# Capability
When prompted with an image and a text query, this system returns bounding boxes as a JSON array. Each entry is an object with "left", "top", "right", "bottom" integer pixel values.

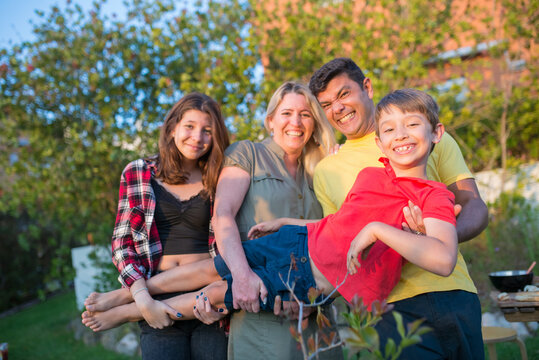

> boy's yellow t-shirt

[{"left": 313, "top": 132, "right": 477, "bottom": 302}]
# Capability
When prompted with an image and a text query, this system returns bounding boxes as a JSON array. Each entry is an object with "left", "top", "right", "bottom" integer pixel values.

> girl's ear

[{"left": 432, "top": 123, "right": 444, "bottom": 144}]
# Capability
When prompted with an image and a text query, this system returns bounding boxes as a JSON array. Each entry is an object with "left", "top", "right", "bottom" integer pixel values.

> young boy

[{"left": 82, "top": 89, "right": 458, "bottom": 331}]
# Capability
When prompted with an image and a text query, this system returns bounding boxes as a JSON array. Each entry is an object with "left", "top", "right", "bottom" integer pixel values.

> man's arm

[{"left": 447, "top": 178, "right": 488, "bottom": 243}]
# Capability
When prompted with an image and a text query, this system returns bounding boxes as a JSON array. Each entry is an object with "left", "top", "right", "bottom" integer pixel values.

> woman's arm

[
  {"left": 212, "top": 166, "right": 268, "bottom": 313},
  {"left": 347, "top": 218, "right": 458, "bottom": 277}
]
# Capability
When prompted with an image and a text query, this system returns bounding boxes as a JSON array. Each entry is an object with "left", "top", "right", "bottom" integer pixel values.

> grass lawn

[
  {"left": 487, "top": 338, "right": 539, "bottom": 360},
  {"left": 0, "top": 291, "right": 136, "bottom": 360}
]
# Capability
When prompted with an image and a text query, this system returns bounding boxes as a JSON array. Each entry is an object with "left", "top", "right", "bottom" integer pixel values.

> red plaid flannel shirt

[{"left": 112, "top": 159, "right": 162, "bottom": 287}]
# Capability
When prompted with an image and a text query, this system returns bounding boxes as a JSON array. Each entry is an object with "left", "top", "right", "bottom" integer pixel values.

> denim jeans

[
  {"left": 139, "top": 291, "right": 227, "bottom": 360},
  {"left": 215, "top": 225, "right": 318, "bottom": 312},
  {"left": 375, "top": 290, "right": 484, "bottom": 360},
  {"left": 139, "top": 319, "right": 227, "bottom": 360}
]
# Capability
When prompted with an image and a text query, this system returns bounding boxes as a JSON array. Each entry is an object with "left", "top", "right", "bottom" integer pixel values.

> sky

[{"left": 0, "top": 0, "right": 128, "bottom": 48}]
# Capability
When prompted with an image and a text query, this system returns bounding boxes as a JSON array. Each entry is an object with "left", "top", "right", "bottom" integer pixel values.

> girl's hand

[
  {"left": 137, "top": 298, "right": 179, "bottom": 329},
  {"left": 347, "top": 222, "right": 379, "bottom": 275},
  {"left": 247, "top": 219, "right": 284, "bottom": 239}
]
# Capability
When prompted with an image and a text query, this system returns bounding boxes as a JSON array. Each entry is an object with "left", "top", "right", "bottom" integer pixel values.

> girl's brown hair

[{"left": 154, "top": 92, "right": 229, "bottom": 197}]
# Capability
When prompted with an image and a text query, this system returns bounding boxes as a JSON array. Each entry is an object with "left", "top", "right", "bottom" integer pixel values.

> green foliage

[
  {"left": 433, "top": 0, "right": 538, "bottom": 172},
  {"left": 0, "top": 212, "right": 51, "bottom": 310},
  {"left": 0, "top": 0, "right": 260, "bottom": 305},
  {"left": 460, "top": 188, "right": 539, "bottom": 311},
  {"left": 251, "top": 0, "right": 464, "bottom": 119},
  {"left": 252, "top": 0, "right": 538, "bottom": 164},
  {"left": 342, "top": 296, "right": 430, "bottom": 360}
]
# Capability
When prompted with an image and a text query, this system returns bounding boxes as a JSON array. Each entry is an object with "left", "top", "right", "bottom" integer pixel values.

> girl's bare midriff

[{"left": 158, "top": 253, "right": 212, "bottom": 271}]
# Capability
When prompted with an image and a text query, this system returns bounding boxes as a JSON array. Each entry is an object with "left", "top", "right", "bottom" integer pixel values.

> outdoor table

[
  {"left": 494, "top": 293, "right": 539, "bottom": 322},
  {"left": 491, "top": 276, "right": 539, "bottom": 323}
]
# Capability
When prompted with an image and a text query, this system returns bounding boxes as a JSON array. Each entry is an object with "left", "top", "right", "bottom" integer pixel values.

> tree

[
  {"left": 250, "top": 0, "right": 538, "bottom": 167},
  {"left": 0, "top": 0, "right": 259, "bottom": 308},
  {"left": 441, "top": 0, "right": 538, "bottom": 175}
]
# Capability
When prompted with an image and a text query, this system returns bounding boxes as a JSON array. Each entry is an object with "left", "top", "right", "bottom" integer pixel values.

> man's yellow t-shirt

[{"left": 313, "top": 131, "right": 477, "bottom": 302}]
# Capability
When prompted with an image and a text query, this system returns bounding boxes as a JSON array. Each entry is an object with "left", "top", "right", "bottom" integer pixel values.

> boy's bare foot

[
  {"left": 84, "top": 288, "right": 132, "bottom": 312},
  {"left": 81, "top": 309, "right": 129, "bottom": 332}
]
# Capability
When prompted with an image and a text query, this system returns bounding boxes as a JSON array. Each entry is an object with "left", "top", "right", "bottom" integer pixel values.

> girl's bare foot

[
  {"left": 84, "top": 288, "right": 132, "bottom": 312},
  {"left": 81, "top": 307, "right": 132, "bottom": 332}
]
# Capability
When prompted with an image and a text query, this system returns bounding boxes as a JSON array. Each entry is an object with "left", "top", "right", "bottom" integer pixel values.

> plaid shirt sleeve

[{"left": 111, "top": 160, "right": 161, "bottom": 287}]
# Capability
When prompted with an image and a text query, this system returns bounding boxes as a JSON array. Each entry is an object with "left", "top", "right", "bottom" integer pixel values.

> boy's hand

[
  {"left": 347, "top": 222, "right": 379, "bottom": 275},
  {"left": 402, "top": 200, "right": 426, "bottom": 235},
  {"left": 402, "top": 201, "right": 462, "bottom": 234},
  {"left": 247, "top": 219, "right": 283, "bottom": 239},
  {"left": 273, "top": 295, "right": 313, "bottom": 320}
]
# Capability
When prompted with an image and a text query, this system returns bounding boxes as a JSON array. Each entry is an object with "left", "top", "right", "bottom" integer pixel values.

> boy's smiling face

[{"left": 375, "top": 105, "right": 444, "bottom": 178}]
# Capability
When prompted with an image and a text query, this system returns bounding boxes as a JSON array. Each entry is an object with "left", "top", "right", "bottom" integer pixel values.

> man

[{"left": 308, "top": 57, "right": 488, "bottom": 359}]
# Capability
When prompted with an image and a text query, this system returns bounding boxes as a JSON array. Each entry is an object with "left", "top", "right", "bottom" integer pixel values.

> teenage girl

[{"left": 82, "top": 92, "right": 230, "bottom": 360}]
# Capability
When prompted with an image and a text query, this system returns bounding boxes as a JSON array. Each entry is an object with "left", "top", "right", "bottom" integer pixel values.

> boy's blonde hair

[{"left": 374, "top": 88, "right": 439, "bottom": 136}]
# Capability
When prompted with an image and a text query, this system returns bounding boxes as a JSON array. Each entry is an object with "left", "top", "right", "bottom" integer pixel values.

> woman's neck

[{"left": 283, "top": 152, "right": 300, "bottom": 179}]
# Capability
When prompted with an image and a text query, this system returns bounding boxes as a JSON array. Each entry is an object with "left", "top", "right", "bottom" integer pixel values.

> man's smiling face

[{"left": 316, "top": 73, "right": 376, "bottom": 140}]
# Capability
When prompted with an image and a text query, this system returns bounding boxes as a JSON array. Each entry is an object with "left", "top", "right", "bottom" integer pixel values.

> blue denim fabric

[
  {"left": 139, "top": 291, "right": 227, "bottom": 360},
  {"left": 375, "top": 290, "right": 484, "bottom": 360},
  {"left": 214, "top": 225, "right": 317, "bottom": 312}
]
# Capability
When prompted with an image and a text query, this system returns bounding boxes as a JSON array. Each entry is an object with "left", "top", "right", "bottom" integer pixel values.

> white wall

[
  {"left": 71, "top": 245, "right": 111, "bottom": 310},
  {"left": 475, "top": 162, "right": 539, "bottom": 205}
]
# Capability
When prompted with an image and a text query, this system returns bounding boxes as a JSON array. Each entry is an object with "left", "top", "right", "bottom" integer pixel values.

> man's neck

[
  {"left": 345, "top": 130, "right": 375, "bottom": 142},
  {"left": 345, "top": 122, "right": 376, "bottom": 141}
]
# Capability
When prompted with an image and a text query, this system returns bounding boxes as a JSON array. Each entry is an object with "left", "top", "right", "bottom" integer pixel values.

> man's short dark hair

[{"left": 309, "top": 58, "right": 366, "bottom": 97}]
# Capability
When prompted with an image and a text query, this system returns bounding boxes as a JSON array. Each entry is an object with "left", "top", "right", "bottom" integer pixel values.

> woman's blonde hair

[{"left": 264, "top": 81, "right": 336, "bottom": 180}]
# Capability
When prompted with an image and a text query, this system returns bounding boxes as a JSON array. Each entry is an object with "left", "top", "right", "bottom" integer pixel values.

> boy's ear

[
  {"left": 375, "top": 135, "right": 386, "bottom": 155},
  {"left": 432, "top": 123, "right": 444, "bottom": 144}
]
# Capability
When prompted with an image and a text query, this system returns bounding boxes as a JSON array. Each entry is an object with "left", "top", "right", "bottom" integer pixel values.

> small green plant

[
  {"left": 280, "top": 257, "right": 430, "bottom": 359},
  {"left": 343, "top": 296, "right": 430, "bottom": 360}
]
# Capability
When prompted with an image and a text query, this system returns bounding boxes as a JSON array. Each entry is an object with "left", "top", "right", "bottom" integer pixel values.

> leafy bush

[{"left": 460, "top": 190, "right": 539, "bottom": 310}]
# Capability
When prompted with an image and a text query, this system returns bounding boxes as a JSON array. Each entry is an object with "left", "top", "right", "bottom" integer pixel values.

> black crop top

[{"left": 151, "top": 178, "right": 211, "bottom": 255}]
